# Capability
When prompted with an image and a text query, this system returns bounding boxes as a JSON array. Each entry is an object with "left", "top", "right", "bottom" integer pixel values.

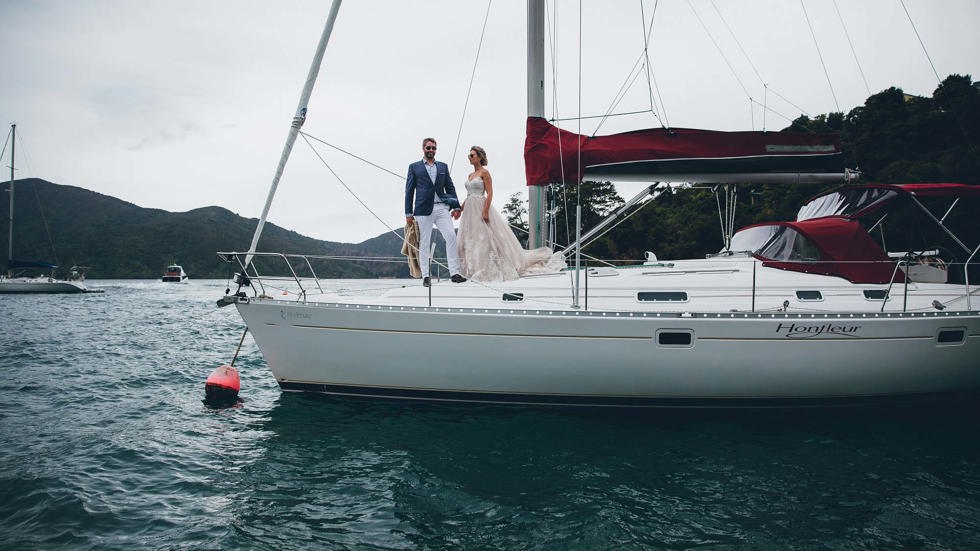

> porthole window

[
  {"left": 795, "top": 290, "right": 823, "bottom": 301},
  {"left": 657, "top": 329, "right": 694, "bottom": 347},
  {"left": 937, "top": 328, "right": 965, "bottom": 344},
  {"left": 637, "top": 291, "right": 688, "bottom": 302}
]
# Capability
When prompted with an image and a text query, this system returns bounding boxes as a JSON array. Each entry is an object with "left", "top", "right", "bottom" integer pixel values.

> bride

[{"left": 457, "top": 146, "right": 566, "bottom": 282}]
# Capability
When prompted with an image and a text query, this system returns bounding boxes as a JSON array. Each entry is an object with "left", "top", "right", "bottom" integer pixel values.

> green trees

[
  {"left": 549, "top": 180, "right": 625, "bottom": 259},
  {"left": 516, "top": 74, "right": 980, "bottom": 262}
]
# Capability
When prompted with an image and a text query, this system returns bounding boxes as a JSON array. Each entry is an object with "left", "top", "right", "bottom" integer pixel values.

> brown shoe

[
  {"left": 422, "top": 277, "right": 431, "bottom": 287},
  {"left": 451, "top": 274, "right": 467, "bottom": 283}
]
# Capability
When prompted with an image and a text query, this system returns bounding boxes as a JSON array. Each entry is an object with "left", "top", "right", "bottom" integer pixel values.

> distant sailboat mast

[{"left": 6, "top": 124, "right": 14, "bottom": 279}]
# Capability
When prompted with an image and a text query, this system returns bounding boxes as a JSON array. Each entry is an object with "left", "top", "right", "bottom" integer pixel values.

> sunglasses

[{"left": 425, "top": 146, "right": 437, "bottom": 151}]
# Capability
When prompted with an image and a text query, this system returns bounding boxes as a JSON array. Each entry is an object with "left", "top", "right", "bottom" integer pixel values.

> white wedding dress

[{"left": 457, "top": 176, "right": 566, "bottom": 282}]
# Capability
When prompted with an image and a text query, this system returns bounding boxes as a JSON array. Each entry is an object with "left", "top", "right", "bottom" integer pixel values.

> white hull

[
  {"left": 0, "top": 277, "right": 88, "bottom": 294},
  {"left": 234, "top": 268, "right": 980, "bottom": 406},
  {"left": 162, "top": 266, "right": 188, "bottom": 283}
]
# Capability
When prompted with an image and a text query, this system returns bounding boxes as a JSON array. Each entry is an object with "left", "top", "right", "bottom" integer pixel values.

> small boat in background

[
  {"left": 1, "top": 124, "right": 93, "bottom": 294},
  {"left": 161, "top": 264, "right": 188, "bottom": 283}
]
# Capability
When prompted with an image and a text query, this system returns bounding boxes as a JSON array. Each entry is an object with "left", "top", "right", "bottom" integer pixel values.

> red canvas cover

[
  {"left": 524, "top": 117, "right": 842, "bottom": 185},
  {"left": 751, "top": 217, "right": 903, "bottom": 284}
]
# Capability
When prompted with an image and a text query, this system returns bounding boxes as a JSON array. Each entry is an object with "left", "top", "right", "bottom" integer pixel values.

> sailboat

[
  {"left": 217, "top": 1, "right": 980, "bottom": 406},
  {"left": 0, "top": 124, "right": 90, "bottom": 294}
]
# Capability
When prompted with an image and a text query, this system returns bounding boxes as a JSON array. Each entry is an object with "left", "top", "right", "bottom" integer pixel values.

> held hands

[
  {"left": 451, "top": 209, "right": 461, "bottom": 220},
  {"left": 406, "top": 215, "right": 414, "bottom": 224}
]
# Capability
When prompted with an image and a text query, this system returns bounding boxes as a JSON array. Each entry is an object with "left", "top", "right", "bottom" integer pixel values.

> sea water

[{"left": 1, "top": 280, "right": 979, "bottom": 550}]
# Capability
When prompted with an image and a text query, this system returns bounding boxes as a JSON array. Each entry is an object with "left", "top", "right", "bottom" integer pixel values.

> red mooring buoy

[{"left": 205, "top": 364, "right": 241, "bottom": 406}]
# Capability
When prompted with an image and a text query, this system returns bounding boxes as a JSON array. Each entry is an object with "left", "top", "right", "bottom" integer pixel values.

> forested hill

[{"left": 0, "top": 179, "right": 411, "bottom": 279}]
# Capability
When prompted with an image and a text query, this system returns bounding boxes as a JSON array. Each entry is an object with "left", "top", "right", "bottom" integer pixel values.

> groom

[{"left": 405, "top": 137, "right": 466, "bottom": 287}]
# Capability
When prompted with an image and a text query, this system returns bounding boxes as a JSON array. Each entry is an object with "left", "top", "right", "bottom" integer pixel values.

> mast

[
  {"left": 244, "top": 0, "right": 343, "bottom": 268},
  {"left": 6, "top": 124, "right": 14, "bottom": 278},
  {"left": 527, "top": 0, "right": 547, "bottom": 249}
]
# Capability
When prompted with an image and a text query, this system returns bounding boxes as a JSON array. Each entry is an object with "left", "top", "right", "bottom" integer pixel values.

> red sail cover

[{"left": 524, "top": 117, "right": 843, "bottom": 185}]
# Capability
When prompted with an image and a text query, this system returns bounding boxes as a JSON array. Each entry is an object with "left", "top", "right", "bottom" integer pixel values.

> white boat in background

[
  {"left": 216, "top": 1, "right": 980, "bottom": 407},
  {"left": 162, "top": 264, "right": 188, "bottom": 283},
  {"left": 1, "top": 124, "right": 90, "bottom": 294}
]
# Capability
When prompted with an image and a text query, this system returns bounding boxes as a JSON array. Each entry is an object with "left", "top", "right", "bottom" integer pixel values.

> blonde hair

[{"left": 470, "top": 146, "right": 488, "bottom": 166}]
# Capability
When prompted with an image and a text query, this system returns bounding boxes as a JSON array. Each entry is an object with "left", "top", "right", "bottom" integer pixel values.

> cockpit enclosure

[
  {"left": 732, "top": 218, "right": 901, "bottom": 283},
  {"left": 797, "top": 183, "right": 980, "bottom": 222},
  {"left": 731, "top": 183, "right": 980, "bottom": 284}
]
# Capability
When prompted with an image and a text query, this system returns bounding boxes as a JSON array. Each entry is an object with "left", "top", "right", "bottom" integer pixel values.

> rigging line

[
  {"left": 572, "top": 199, "right": 657, "bottom": 255},
  {"left": 577, "top": 0, "right": 582, "bottom": 193},
  {"left": 30, "top": 179, "right": 59, "bottom": 268},
  {"left": 299, "top": 132, "right": 516, "bottom": 295},
  {"left": 449, "top": 0, "right": 493, "bottom": 174},
  {"left": 686, "top": 0, "right": 752, "bottom": 99},
  {"left": 304, "top": 129, "right": 564, "bottom": 302},
  {"left": 762, "top": 85, "right": 767, "bottom": 131},
  {"left": 898, "top": 1, "right": 972, "bottom": 148},
  {"left": 593, "top": 60, "right": 649, "bottom": 136},
  {"left": 645, "top": 0, "right": 671, "bottom": 130},
  {"left": 13, "top": 130, "right": 60, "bottom": 267},
  {"left": 832, "top": 0, "right": 871, "bottom": 96},
  {"left": 553, "top": 109, "right": 657, "bottom": 123},
  {"left": 592, "top": 3, "right": 663, "bottom": 137},
  {"left": 593, "top": 50, "right": 647, "bottom": 127},
  {"left": 0, "top": 129, "right": 10, "bottom": 163},
  {"left": 710, "top": 0, "right": 765, "bottom": 83},
  {"left": 800, "top": 0, "right": 841, "bottom": 112},
  {"left": 748, "top": 97, "right": 795, "bottom": 125},
  {"left": 575, "top": 0, "right": 582, "bottom": 309},
  {"left": 298, "top": 133, "right": 427, "bottom": 267},
  {"left": 709, "top": 0, "right": 765, "bottom": 129},
  {"left": 639, "top": 0, "right": 667, "bottom": 129},
  {"left": 299, "top": 131, "right": 402, "bottom": 179},
  {"left": 715, "top": 186, "right": 726, "bottom": 247},
  {"left": 546, "top": 0, "right": 572, "bottom": 247},
  {"left": 765, "top": 87, "right": 812, "bottom": 118},
  {"left": 898, "top": 0, "right": 942, "bottom": 84},
  {"left": 300, "top": 133, "right": 390, "bottom": 231}
]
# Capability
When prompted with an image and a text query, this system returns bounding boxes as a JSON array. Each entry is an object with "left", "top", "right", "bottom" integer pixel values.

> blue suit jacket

[{"left": 405, "top": 160, "right": 461, "bottom": 216}]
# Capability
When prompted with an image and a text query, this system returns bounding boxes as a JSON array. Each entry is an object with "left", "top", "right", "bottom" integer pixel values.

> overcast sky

[{"left": 2, "top": 0, "right": 978, "bottom": 244}]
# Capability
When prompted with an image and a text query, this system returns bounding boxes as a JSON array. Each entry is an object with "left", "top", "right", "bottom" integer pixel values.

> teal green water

[{"left": 2, "top": 280, "right": 979, "bottom": 550}]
